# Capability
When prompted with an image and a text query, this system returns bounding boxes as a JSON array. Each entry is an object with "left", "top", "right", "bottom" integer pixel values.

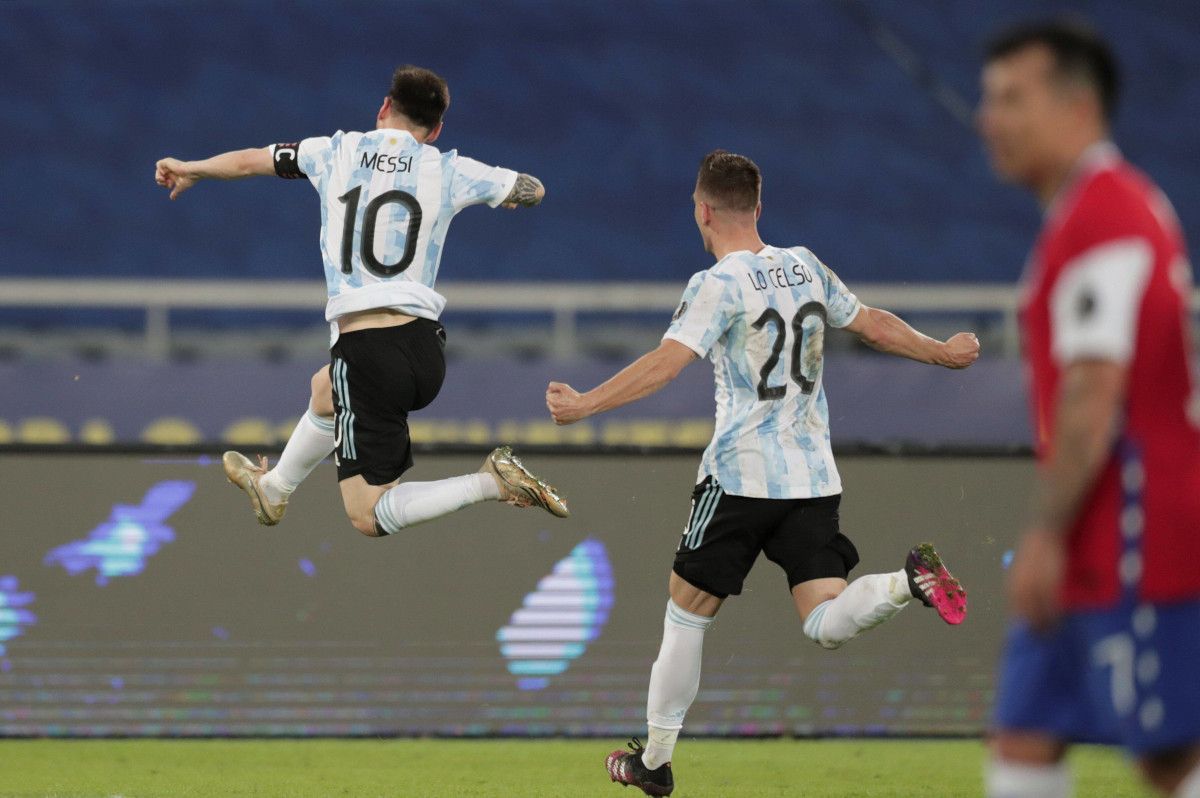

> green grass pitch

[{"left": 0, "top": 739, "right": 1155, "bottom": 797}]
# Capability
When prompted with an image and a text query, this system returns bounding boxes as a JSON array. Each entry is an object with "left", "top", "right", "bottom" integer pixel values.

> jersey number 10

[
  {"left": 337, "top": 186, "right": 423, "bottom": 277},
  {"left": 751, "top": 302, "right": 827, "bottom": 400}
]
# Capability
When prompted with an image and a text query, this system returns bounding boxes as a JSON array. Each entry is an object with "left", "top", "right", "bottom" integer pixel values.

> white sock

[
  {"left": 260, "top": 407, "right": 335, "bottom": 505},
  {"left": 985, "top": 759, "right": 1071, "bottom": 798},
  {"left": 373, "top": 473, "right": 501, "bottom": 534},
  {"left": 802, "top": 570, "right": 910, "bottom": 649},
  {"left": 1176, "top": 760, "right": 1200, "bottom": 798},
  {"left": 643, "top": 600, "right": 714, "bottom": 769},
  {"left": 644, "top": 726, "right": 679, "bottom": 771}
]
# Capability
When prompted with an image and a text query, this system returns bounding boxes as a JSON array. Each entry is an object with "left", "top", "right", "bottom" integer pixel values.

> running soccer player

[
  {"left": 155, "top": 65, "right": 568, "bottom": 538},
  {"left": 979, "top": 23, "right": 1200, "bottom": 798},
  {"left": 545, "top": 150, "right": 979, "bottom": 796}
]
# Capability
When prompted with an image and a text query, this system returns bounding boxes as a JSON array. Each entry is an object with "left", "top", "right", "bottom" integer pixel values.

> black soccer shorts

[
  {"left": 328, "top": 319, "right": 446, "bottom": 485},
  {"left": 671, "top": 476, "right": 860, "bottom": 599}
]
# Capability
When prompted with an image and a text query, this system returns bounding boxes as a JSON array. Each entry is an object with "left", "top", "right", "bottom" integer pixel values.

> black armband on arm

[{"left": 272, "top": 143, "right": 306, "bottom": 179}]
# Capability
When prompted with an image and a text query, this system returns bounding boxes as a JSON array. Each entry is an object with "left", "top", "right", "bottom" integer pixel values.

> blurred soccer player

[
  {"left": 155, "top": 65, "right": 567, "bottom": 538},
  {"left": 979, "top": 22, "right": 1200, "bottom": 798},
  {"left": 546, "top": 151, "right": 979, "bottom": 796}
]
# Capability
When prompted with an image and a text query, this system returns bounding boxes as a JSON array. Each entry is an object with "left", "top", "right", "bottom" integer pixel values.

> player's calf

[
  {"left": 799, "top": 572, "right": 910, "bottom": 649},
  {"left": 346, "top": 508, "right": 386, "bottom": 537},
  {"left": 339, "top": 476, "right": 392, "bottom": 537}
]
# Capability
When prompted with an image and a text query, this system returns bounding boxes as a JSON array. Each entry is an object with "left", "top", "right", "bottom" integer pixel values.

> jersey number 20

[
  {"left": 337, "top": 186, "right": 422, "bottom": 277},
  {"left": 751, "top": 302, "right": 827, "bottom": 400}
]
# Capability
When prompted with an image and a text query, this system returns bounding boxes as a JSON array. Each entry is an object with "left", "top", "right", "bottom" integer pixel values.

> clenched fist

[
  {"left": 155, "top": 158, "right": 198, "bottom": 200},
  {"left": 546, "top": 382, "right": 589, "bottom": 425},
  {"left": 940, "top": 332, "right": 981, "bottom": 369}
]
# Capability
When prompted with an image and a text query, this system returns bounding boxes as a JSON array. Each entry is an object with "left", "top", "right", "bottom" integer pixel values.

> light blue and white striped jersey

[
  {"left": 663, "top": 245, "right": 862, "bottom": 499},
  {"left": 273, "top": 129, "right": 517, "bottom": 325}
]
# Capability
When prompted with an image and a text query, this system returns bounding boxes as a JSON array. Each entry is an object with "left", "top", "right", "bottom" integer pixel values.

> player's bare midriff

[{"left": 337, "top": 308, "right": 418, "bottom": 334}]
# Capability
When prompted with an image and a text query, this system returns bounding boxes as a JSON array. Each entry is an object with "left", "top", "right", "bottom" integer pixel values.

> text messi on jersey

[{"left": 359, "top": 151, "right": 413, "bottom": 174}]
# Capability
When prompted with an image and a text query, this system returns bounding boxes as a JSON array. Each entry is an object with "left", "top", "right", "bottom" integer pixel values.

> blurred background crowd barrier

[{"left": 2, "top": 0, "right": 1197, "bottom": 449}]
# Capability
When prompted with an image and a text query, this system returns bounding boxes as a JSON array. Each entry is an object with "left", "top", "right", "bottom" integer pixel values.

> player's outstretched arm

[
  {"left": 546, "top": 340, "right": 697, "bottom": 425},
  {"left": 499, "top": 174, "right": 545, "bottom": 209},
  {"left": 844, "top": 305, "right": 979, "bottom": 368},
  {"left": 154, "top": 147, "right": 275, "bottom": 200}
]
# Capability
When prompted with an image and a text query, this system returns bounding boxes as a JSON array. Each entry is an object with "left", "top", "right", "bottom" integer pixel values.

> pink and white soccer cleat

[{"left": 905, "top": 543, "right": 967, "bottom": 625}]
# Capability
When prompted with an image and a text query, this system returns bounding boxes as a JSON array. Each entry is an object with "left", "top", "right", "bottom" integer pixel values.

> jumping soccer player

[
  {"left": 155, "top": 65, "right": 568, "bottom": 538},
  {"left": 979, "top": 22, "right": 1200, "bottom": 798},
  {"left": 545, "top": 150, "right": 979, "bottom": 796}
]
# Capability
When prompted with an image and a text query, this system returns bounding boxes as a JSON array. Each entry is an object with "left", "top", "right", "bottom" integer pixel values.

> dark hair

[
  {"left": 388, "top": 65, "right": 450, "bottom": 130},
  {"left": 985, "top": 20, "right": 1119, "bottom": 121},
  {"left": 696, "top": 150, "right": 761, "bottom": 212}
]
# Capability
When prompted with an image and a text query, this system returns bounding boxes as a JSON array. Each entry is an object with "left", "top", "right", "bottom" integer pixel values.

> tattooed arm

[{"left": 500, "top": 174, "right": 545, "bottom": 208}]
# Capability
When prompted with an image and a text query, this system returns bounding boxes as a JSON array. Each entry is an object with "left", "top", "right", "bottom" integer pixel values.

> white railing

[{"left": 1, "top": 279, "right": 1195, "bottom": 357}]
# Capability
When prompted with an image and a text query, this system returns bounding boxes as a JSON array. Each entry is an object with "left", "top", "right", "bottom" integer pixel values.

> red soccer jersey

[{"left": 1020, "top": 143, "right": 1200, "bottom": 609}]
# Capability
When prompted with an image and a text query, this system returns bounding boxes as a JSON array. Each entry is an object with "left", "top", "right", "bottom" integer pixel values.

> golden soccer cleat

[
  {"left": 480, "top": 445, "right": 570, "bottom": 518},
  {"left": 222, "top": 450, "right": 287, "bottom": 526}
]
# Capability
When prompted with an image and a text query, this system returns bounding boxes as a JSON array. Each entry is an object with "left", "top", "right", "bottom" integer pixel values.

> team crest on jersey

[
  {"left": 1077, "top": 289, "right": 1097, "bottom": 320},
  {"left": 672, "top": 301, "right": 688, "bottom": 321}
]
